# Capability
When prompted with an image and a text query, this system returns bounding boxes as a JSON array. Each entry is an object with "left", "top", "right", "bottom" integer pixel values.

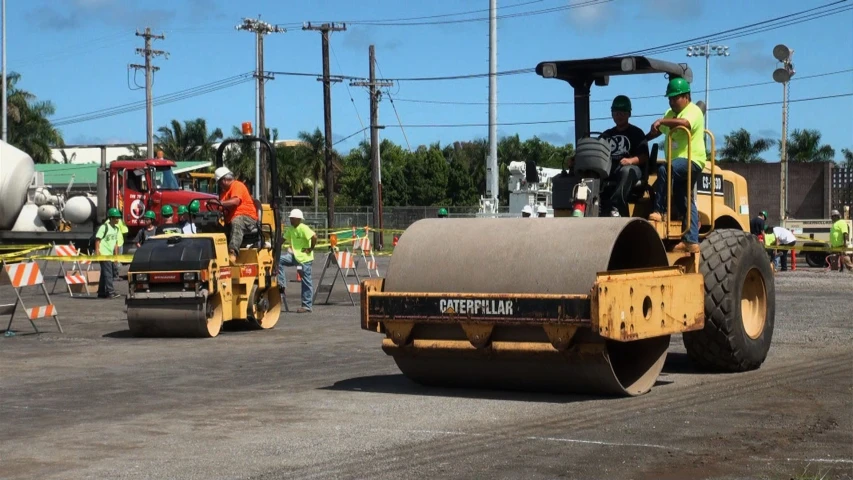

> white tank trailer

[{"left": 0, "top": 140, "right": 97, "bottom": 241}]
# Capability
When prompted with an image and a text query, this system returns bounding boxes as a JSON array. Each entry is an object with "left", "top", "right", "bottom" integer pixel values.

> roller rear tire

[{"left": 683, "top": 229, "right": 775, "bottom": 371}]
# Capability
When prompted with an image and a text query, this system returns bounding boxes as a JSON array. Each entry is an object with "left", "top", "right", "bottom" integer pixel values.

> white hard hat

[
  {"left": 214, "top": 166, "right": 233, "bottom": 182},
  {"left": 288, "top": 208, "right": 304, "bottom": 219},
  {"left": 830, "top": 209, "right": 841, "bottom": 217},
  {"left": 521, "top": 205, "right": 533, "bottom": 215},
  {"left": 537, "top": 205, "right": 548, "bottom": 214}
]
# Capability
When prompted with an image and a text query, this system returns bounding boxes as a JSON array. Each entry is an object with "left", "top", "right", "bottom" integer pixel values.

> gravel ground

[{"left": 0, "top": 258, "right": 850, "bottom": 480}]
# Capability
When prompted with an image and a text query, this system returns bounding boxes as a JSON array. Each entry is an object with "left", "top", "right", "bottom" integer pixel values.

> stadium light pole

[
  {"left": 686, "top": 41, "right": 730, "bottom": 130},
  {"left": 773, "top": 44, "right": 795, "bottom": 221}
]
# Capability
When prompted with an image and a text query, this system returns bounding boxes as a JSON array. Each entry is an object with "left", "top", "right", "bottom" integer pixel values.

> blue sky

[{"left": 5, "top": 0, "right": 853, "bottom": 161}]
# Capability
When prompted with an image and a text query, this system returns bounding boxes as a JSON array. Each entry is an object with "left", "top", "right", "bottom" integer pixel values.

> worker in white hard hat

[
  {"left": 278, "top": 208, "right": 318, "bottom": 313},
  {"left": 521, "top": 205, "right": 533, "bottom": 218},
  {"left": 536, "top": 205, "right": 548, "bottom": 218},
  {"left": 214, "top": 166, "right": 259, "bottom": 263}
]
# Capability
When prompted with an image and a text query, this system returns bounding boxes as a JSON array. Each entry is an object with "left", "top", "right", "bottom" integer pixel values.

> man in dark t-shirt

[
  {"left": 750, "top": 210, "right": 767, "bottom": 237},
  {"left": 601, "top": 95, "right": 650, "bottom": 217}
]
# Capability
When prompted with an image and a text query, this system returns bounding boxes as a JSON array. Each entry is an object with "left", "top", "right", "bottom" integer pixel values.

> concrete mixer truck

[{"left": 0, "top": 139, "right": 219, "bottom": 250}]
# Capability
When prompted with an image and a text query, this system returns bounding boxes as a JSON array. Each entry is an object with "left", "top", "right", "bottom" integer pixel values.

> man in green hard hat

[
  {"left": 177, "top": 204, "right": 198, "bottom": 234},
  {"left": 438, "top": 208, "right": 448, "bottom": 218},
  {"left": 601, "top": 94, "right": 650, "bottom": 217},
  {"left": 750, "top": 210, "right": 767, "bottom": 238},
  {"left": 645, "top": 76, "right": 707, "bottom": 253},
  {"left": 133, "top": 210, "right": 158, "bottom": 247},
  {"left": 156, "top": 204, "right": 182, "bottom": 235},
  {"left": 95, "top": 207, "right": 122, "bottom": 298}
]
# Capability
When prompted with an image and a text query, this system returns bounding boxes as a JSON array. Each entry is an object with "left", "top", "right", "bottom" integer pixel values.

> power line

[
  {"left": 365, "top": 92, "right": 853, "bottom": 128},
  {"left": 389, "top": 68, "right": 853, "bottom": 106},
  {"left": 272, "top": 0, "right": 547, "bottom": 27},
  {"left": 266, "top": 1, "right": 851, "bottom": 83},
  {"left": 52, "top": 73, "right": 254, "bottom": 126}
]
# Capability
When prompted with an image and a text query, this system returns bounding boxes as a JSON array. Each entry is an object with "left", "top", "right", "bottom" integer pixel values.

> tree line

[{"left": 5, "top": 72, "right": 853, "bottom": 208}]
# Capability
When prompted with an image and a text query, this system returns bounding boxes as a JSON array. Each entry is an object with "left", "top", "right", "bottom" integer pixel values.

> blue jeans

[
  {"left": 277, "top": 252, "right": 313, "bottom": 310},
  {"left": 654, "top": 158, "right": 702, "bottom": 244}
]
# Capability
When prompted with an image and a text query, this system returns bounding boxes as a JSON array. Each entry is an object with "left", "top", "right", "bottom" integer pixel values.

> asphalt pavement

[{"left": 0, "top": 258, "right": 850, "bottom": 480}]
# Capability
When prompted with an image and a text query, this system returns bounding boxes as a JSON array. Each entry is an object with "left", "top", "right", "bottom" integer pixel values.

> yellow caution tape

[
  {"left": 0, "top": 244, "right": 53, "bottom": 260},
  {"left": 30, "top": 254, "right": 136, "bottom": 263},
  {"left": 0, "top": 244, "right": 52, "bottom": 251}
]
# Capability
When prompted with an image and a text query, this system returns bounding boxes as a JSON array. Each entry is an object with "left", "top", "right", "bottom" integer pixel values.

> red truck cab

[{"left": 109, "top": 159, "right": 219, "bottom": 230}]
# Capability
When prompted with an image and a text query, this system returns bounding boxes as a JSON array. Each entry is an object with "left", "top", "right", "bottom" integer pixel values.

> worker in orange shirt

[{"left": 214, "top": 166, "right": 259, "bottom": 263}]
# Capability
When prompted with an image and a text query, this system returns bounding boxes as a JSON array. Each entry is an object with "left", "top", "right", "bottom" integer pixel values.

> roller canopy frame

[
  {"left": 534, "top": 55, "right": 693, "bottom": 143},
  {"left": 215, "top": 135, "right": 282, "bottom": 275}
]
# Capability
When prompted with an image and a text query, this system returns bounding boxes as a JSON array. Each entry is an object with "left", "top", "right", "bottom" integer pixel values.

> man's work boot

[
  {"left": 296, "top": 307, "right": 312, "bottom": 314},
  {"left": 673, "top": 241, "right": 700, "bottom": 254},
  {"left": 648, "top": 212, "right": 663, "bottom": 222}
]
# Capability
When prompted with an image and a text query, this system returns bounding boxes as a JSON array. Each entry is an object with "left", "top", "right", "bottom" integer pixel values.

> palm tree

[
  {"left": 783, "top": 129, "right": 835, "bottom": 163},
  {"left": 154, "top": 118, "right": 223, "bottom": 162},
  {"left": 840, "top": 148, "right": 853, "bottom": 170},
  {"left": 117, "top": 145, "right": 147, "bottom": 160},
  {"left": 296, "top": 127, "right": 342, "bottom": 214},
  {"left": 719, "top": 128, "right": 774, "bottom": 163},
  {"left": 4, "top": 72, "right": 64, "bottom": 163}
]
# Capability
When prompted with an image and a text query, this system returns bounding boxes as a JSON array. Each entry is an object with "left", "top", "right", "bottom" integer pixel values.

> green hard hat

[
  {"left": 188, "top": 199, "right": 201, "bottom": 214},
  {"left": 665, "top": 77, "right": 691, "bottom": 97},
  {"left": 143, "top": 210, "right": 156, "bottom": 220},
  {"left": 611, "top": 95, "right": 632, "bottom": 112},
  {"left": 161, "top": 205, "right": 174, "bottom": 217},
  {"left": 107, "top": 207, "right": 122, "bottom": 218},
  {"left": 438, "top": 208, "right": 448, "bottom": 217},
  {"left": 760, "top": 210, "right": 768, "bottom": 218},
  {"left": 177, "top": 205, "right": 188, "bottom": 215}
]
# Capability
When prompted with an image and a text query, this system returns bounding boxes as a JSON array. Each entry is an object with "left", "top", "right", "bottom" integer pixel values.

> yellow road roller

[
  {"left": 358, "top": 56, "right": 775, "bottom": 396},
  {"left": 125, "top": 131, "right": 283, "bottom": 337}
]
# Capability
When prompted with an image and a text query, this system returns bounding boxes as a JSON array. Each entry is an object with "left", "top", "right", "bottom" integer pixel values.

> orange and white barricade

[
  {"left": 48, "top": 242, "right": 93, "bottom": 297},
  {"left": 1, "top": 260, "right": 63, "bottom": 334},
  {"left": 351, "top": 235, "right": 380, "bottom": 278},
  {"left": 312, "top": 248, "right": 361, "bottom": 306}
]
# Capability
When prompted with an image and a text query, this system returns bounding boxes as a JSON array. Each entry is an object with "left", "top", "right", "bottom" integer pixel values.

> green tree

[
  {"left": 117, "top": 145, "right": 147, "bottom": 160},
  {"left": 405, "top": 143, "right": 449, "bottom": 205},
  {"left": 783, "top": 128, "right": 835, "bottom": 163},
  {"left": 154, "top": 118, "right": 223, "bottom": 162},
  {"left": 4, "top": 72, "right": 64, "bottom": 163},
  {"left": 718, "top": 128, "right": 774, "bottom": 163}
]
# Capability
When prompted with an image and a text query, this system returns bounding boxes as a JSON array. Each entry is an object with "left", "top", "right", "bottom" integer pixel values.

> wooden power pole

[
  {"left": 236, "top": 17, "right": 285, "bottom": 202},
  {"left": 351, "top": 45, "right": 393, "bottom": 250},
  {"left": 303, "top": 22, "right": 346, "bottom": 230},
  {"left": 130, "top": 28, "right": 168, "bottom": 157}
]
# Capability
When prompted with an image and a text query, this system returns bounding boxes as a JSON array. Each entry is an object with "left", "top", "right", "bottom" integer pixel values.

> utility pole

[
  {"left": 303, "top": 22, "right": 346, "bottom": 230},
  {"left": 485, "top": 0, "right": 499, "bottom": 214},
  {"left": 686, "top": 41, "right": 729, "bottom": 130},
  {"left": 235, "top": 17, "right": 285, "bottom": 202},
  {"left": 1, "top": 0, "right": 7, "bottom": 142},
  {"left": 351, "top": 45, "right": 393, "bottom": 250},
  {"left": 130, "top": 28, "right": 168, "bottom": 158},
  {"left": 773, "top": 44, "right": 795, "bottom": 221}
]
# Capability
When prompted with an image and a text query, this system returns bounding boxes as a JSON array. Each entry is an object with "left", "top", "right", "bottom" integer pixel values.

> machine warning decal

[
  {"left": 697, "top": 173, "right": 724, "bottom": 196},
  {"left": 219, "top": 269, "right": 232, "bottom": 279},
  {"left": 440, "top": 299, "right": 513, "bottom": 316},
  {"left": 240, "top": 265, "right": 258, "bottom": 277}
]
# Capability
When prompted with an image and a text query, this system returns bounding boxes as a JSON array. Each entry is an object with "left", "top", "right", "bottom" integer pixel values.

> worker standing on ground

[
  {"left": 766, "top": 225, "right": 797, "bottom": 271},
  {"left": 830, "top": 209, "right": 853, "bottom": 272},
  {"left": 750, "top": 210, "right": 768, "bottom": 238},
  {"left": 645, "top": 77, "right": 706, "bottom": 253},
  {"left": 277, "top": 209, "right": 317, "bottom": 314},
  {"left": 134, "top": 210, "right": 158, "bottom": 247},
  {"left": 114, "top": 216, "right": 128, "bottom": 280},
  {"left": 537, "top": 205, "right": 548, "bottom": 217},
  {"left": 601, "top": 95, "right": 650, "bottom": 217},
  {"left": 156, "top": 205, "right": 182, "bottom": 235},
  {"left": 521, "top": 205, "right": 533, "bottom": 218},
  {"left": 214, "top": 166, "right": 258, "bottom": 263},
  {"left": 95, "top": 208, "right": 122, "bottom": 299},
  {"left": 438, "top": 208, "right": 448, "bottom": 218}
]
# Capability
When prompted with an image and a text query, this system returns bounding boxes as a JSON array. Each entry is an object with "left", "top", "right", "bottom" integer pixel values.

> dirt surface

[{"left": 1, "top": 259, "right": 851, "bottom": 480}]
